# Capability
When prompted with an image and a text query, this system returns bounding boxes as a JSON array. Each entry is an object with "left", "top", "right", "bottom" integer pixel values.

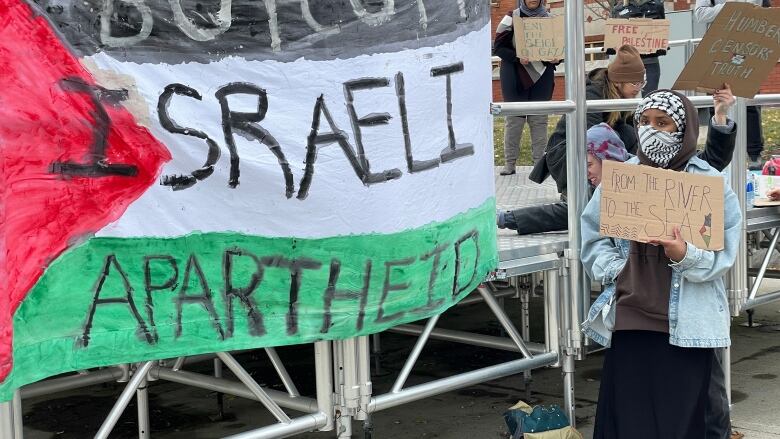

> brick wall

[{"left": 490, "top": 0, "right": 780, "bottom": 101}]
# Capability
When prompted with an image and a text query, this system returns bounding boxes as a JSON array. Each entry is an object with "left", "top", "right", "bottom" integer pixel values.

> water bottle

[{"left": 747, "top": 174, "right": 755, "bottom": 208}]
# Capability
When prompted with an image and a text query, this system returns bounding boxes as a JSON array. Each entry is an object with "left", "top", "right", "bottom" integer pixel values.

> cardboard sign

[
  {"left": 673, "top": 3, "right": 780, "bottom": 98},
  {"left": 599, "top": 161, "right": 725, "bottom": 250},
  {"left": 754, "top": 174, "right": 780, "bottom": 206},
  {"left": 513, "top": 15, "right": 565, "bottom": 61},
  {"left": 603, "top": 18, "right": 670, "bottom": 55}
]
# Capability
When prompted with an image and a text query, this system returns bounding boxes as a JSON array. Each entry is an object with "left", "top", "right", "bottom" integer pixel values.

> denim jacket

[{"left": 580, "top": 156, "right": 742, "bottom": 348}]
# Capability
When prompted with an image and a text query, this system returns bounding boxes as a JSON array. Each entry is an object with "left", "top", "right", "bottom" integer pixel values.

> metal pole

[
  {"left": 564, "top": 0, "right": 588, "bottom": 359},
  {"left": 727, "top": 98, "right": 749, "bottom": 316},
  {"left": 154, "top": 368, "right": 318, "bottom": 413},
  {"left": 369, "top": 352, "right": 559, "bottom": 413},
  {"left": 747, "top": 228, "right": 780, "bottom": 301},
  {"left": 391, "top": 315, "right": 440, "bottom": 393},
  {"left": 21, "top": 368, "right": 124, "bottom": 399},
  {"left": 265, "top": 348, "right": 301, "bottom": 397},
  {"left": 95, "top": 361, "right": 154, "bottom": 439},
  {"left": 389, "top": 325, "right": 547, "bottom": 353},
  {"left": 223, "top": 413, "right": 328, "bottom": 439},
  {"left": 544, "top": 269, "right": 562, "bottom": 367},
  {"left": 216, "top": 352, "right": 292, "bottom": 424},
  {"left": 215, "top": 357, "right": 225, "bottom": 420},
  {"left": 137, "top": 376, "right": 150, "bottom": 439},
  {"left": 562, "top": 354, "right": 576, "bottom": 427},
  {"left": 477, "top": 286, "right": 534, "bottom": 358},
  {"left": 0, "top": 401, "right": 13, "bottom": 439},
  {"left": 11, "top": 391, "right": 21, "bottom": 439},
  {"left": 355, "top": 336, "right": 371, "bottom": 422},
  {"left": 314, "top": 341, "right": 334, "bottom": 431}
]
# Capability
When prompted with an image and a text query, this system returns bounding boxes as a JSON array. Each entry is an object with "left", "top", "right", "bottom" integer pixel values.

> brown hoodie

[{"left": 613, "top": 90, "right": 699, "bottom": 333}]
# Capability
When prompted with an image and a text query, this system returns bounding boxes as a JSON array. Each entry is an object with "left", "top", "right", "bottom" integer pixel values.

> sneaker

[
  {"left": 748, "top": 156, "right": 763, "bottom": 171},
  {"left": 500, "top": 162, "right": 516, "bottom": 176},
  {"left": 497, "top": 211, "right": 507, "bottom": 228}
]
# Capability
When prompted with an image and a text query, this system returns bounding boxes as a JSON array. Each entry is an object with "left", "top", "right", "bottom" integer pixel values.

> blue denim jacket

[{"left": 580, "top": 156, "right": 742, "bottom": 348}]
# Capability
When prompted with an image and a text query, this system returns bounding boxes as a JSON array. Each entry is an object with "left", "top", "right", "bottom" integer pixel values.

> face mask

[{"left": 638, "top": 125, "right": 684, "bottom": 168}]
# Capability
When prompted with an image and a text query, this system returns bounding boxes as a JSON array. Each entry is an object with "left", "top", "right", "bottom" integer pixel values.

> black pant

[
  {"left": 705, "top": 348, "right": 732, "bottom": 439},
  {"left": 642, "top": 62, "right": 660, "bottom": 96},
  {"left": 503, "top": 201, "right": 568, "bottom": 235},
  {"left": 594, "top": 331, "right": 713, "bottom": 439}
]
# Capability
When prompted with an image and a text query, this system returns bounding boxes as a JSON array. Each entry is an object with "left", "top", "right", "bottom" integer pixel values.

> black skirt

[{"left": 593, "top": 330, "right": 714, "bottom": 439}]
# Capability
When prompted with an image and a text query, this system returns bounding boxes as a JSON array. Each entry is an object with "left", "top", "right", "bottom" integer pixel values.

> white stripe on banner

[{"left": 92, "top": 24, "right": 493, "bottom": 239}]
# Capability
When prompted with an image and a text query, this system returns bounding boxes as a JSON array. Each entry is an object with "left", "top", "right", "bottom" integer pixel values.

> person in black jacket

[
  {"left": 611, "top": 0, "right": 667, "bottom": 95},
  {"left": 530, "top": 45, "right": 647, "bottom": 196},
  {"left": 696, "top": 0, "right": 770, "bottom": 170},
  {"left": 493, "top": 0, "right": 561, "bottom": 175},
  {"left": 499, "top": 54, "right": 737, "bottom": 234}
]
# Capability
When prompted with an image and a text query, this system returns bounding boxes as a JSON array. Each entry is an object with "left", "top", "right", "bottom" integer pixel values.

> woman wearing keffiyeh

[
  {"left": 493, "top": 0, "right": 560, "bottom": 175},
  {"left": 580, "top": 90, "right": 743, "bottom": 439}
]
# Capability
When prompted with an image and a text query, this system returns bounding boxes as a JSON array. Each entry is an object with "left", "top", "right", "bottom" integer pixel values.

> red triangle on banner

[{"left": 0, "top": 0, "right": 170, "bottom": 382}]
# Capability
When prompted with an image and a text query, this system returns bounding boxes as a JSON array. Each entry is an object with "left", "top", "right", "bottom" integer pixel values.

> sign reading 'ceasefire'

[{"left": 599, "top": 161, "right": 725, "bottom": 250}]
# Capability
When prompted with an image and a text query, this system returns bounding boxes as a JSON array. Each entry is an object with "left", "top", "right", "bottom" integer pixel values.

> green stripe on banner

[{"left": 0, "top": 199, "right": 497, "bottom": 400}]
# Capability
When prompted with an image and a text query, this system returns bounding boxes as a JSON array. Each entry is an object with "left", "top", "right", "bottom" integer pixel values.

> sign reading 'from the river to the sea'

[{"left": 0, "top": 0, "right": 496, "bottom": 400}]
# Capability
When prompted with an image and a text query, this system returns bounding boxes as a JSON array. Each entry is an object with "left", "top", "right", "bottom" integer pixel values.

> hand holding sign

[{"left": 648, "top": 226, "right": 688, "bottom": 262}]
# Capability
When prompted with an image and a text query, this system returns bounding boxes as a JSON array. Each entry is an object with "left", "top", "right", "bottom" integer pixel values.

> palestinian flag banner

[{"left": 0, "top": 0, "right": 496, "bottom": 399}]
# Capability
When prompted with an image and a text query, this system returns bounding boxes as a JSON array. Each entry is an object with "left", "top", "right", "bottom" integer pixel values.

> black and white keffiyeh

[
  {"left": 635, "top": 91, "right": 687, "bottom": 168},
  {"left": 634, "top": 91, "right": 686, "bottom": 134},
  {"left": 638, "top": 125, "right": 684, "bottom": 168}
]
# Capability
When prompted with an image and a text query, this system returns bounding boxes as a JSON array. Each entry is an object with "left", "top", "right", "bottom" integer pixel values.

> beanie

[
  {"left": 586, "top": 123, "right": 629, "bottom": 162},
  {"left": 607, "top": 45, "right": 645, "bottom": 83}
]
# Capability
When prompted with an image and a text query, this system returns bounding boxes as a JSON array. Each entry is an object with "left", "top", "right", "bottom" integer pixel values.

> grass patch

[
  {"left": 493, "top": 115, "right": 561, "bottom": 166},
  {"left": 493, "top": 110, "right": 780, "bottom": 165}
]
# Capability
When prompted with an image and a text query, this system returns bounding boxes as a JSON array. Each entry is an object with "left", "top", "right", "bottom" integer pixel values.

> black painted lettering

[
  {"left": 223, "top": 248, "right": 267, "bottom": 337},
  {"left": 430, "top": 62, "right": 474, "bottom": 163},
  {"left": 320, "top": 259, "right": 373, "bottom": 333},
  {"left": 157, "top": 84, "right": 221, "bottom": 190},
  {"left": 297, "top": 94, "right": 368, "bottom": 199},
  {"left": 375, "top": 257, "right": 416, "bottom": 324},
  {"left": 79, "top": 255, "right": 153, "bottom": 348},
  {"left": 214, "top": 82, "right": 295, "bottom": 196},
  {"left": 175, "top": 254, "right": 225, "bottom": 340},
  {"left": 343, "top": 77, "right": 403, "bottom": 184},
  {"left": 142, "top": 255, "right": 179, "bottom": 342},
  {"left": 396, "top": 72, "right": 439, "bottom": 173},
  {"left": 411, "top": 243, "right": 448, "bottom": 314},
  {"left": 50, "top": 77, "right": 138, "bottom": 177},
  {"left": 452, "top": 230, "right": 480, "bottom": 297}
]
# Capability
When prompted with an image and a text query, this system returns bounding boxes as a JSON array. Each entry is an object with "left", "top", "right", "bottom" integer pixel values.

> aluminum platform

[{"left": 494, "top": 166, "right": 570, "bottom": 278}]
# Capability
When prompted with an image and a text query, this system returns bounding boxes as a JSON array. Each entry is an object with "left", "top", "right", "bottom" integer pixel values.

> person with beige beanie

[{"left": 524, "top": 45, "right": 736, "bottom": 236}]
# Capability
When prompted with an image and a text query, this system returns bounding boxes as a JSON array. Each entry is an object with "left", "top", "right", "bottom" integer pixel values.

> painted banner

[{"left": 0, "top": 0, "right": 497, "bottom": 400}]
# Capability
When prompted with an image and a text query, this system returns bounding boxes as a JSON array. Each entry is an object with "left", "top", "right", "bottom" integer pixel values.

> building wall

[{"left": 490, "top": 0, "right": 780, "bottom": 101}]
